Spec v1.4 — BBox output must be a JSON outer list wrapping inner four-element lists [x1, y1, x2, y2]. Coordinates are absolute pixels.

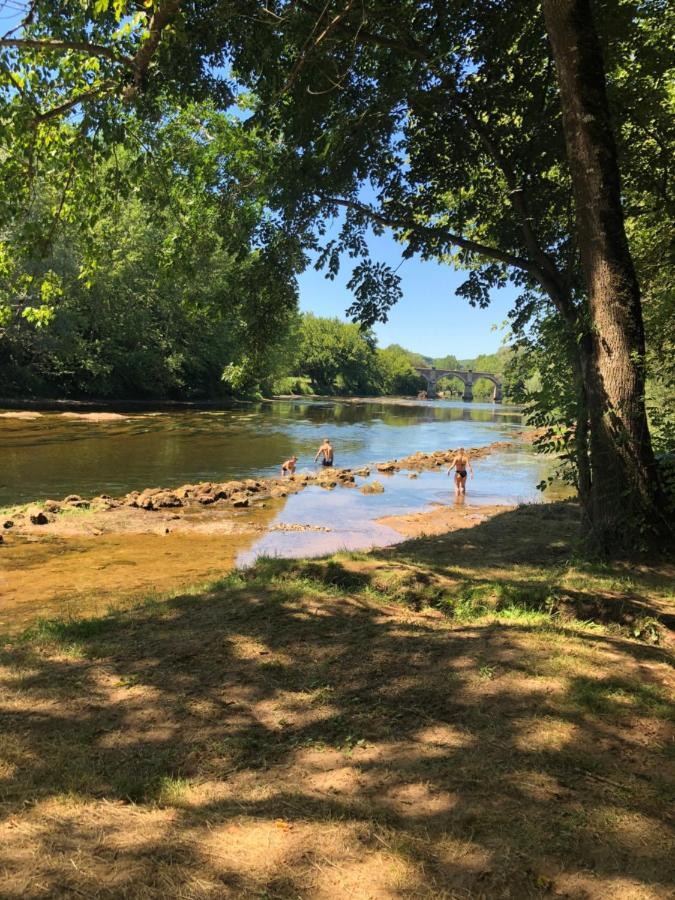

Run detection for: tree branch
[[323, 195, 541, 276], [0, 37, 134, 69], [33, 80, 116, 123], [130, 0, 183, 89]]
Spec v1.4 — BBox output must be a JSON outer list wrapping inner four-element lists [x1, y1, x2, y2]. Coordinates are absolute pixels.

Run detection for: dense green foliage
[[0, 104, 301, 399]]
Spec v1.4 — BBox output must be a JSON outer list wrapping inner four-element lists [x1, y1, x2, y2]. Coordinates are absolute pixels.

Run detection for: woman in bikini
[[448, 447, 473, 495]]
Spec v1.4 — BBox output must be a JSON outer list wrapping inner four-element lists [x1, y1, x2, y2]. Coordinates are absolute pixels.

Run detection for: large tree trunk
[[542, 0, 664, 554]]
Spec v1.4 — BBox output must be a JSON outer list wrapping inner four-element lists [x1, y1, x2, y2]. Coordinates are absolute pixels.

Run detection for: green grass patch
[[568, 676, 675, 721]]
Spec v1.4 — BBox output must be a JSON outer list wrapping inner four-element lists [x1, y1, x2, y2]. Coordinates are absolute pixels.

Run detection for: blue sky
[[298, 221, 517, 359]]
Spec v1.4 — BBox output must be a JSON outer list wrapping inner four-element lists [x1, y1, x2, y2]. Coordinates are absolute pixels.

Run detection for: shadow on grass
[[1, 503, 673, 898]]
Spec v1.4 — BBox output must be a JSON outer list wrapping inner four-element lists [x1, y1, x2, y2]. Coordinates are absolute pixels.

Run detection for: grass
[[0, 502, 673, 899]]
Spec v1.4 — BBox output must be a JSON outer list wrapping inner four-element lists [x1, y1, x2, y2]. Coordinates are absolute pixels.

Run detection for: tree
[[541, 0, 661, 547], [294, 313, 380, 394], [377, 344, 425, 395], [0, 102, 301, 398]]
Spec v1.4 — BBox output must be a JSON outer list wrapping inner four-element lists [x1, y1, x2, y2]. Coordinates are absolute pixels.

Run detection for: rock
[[153, 491, 182, 508], [28, 506, 49, 525], [0, 533, 3, 544], [360, 481, 385, 494], [3, 519, 14, 529], [68, 499, 90, 508], [376, 462, 396, 473], [270, 487, 288, 498], [231, 494, 249, 507], [44, 499, 61, 513], [243, 479, 263, 492], [63, 494, 81, 503], [220, 480, 245, 495], [408, 473, 418, 479], [197, 493, 216, 505], [353, 467, 370, 478]]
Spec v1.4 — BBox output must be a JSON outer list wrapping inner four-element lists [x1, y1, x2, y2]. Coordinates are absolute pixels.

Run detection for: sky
[[297, 219, 517, 360]]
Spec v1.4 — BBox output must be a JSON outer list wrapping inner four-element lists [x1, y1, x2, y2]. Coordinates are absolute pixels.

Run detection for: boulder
[[270, 487, 288, 498], [63, 494, 81, 503], [408, 473, 418, 479], [43, 499, 61, 513], [28, 506, 49, 525], [197, 492, 216, 505], [3, 519, 14, 529], [360, 481, 385, 495], [231, 494, 249, 507]]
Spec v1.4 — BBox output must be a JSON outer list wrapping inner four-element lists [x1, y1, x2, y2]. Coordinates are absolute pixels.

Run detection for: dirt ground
[[0, 503, 673, 899]]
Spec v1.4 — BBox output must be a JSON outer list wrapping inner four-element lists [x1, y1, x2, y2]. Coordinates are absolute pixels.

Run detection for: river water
[[0, 399, 563, 630], [1, 399, 545, 506]]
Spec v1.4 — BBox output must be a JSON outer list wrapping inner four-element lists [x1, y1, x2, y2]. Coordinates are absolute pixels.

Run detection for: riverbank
[[1, 502, 673, 899]]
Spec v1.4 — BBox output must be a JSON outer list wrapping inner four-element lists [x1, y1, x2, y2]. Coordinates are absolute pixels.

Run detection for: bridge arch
[[413, 366, 502, 403]]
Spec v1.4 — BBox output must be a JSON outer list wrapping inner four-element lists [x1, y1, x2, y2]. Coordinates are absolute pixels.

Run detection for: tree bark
[[542, 0, 664, 553]]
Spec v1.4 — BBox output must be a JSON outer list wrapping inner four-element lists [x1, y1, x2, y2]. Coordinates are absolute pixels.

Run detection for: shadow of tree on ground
[[0, 503, 673, 898]]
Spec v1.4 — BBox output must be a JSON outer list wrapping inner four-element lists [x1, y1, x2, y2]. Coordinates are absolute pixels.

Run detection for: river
[[0, 399, 563, 630], [2, 398, 543, 506]]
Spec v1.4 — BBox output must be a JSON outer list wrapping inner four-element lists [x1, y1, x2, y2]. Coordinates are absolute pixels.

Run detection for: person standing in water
[[314, 438, 334, 467], [448, 447, 473, 494]]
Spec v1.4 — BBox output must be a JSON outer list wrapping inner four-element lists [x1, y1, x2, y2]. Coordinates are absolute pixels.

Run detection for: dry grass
[[1, 503, 673, 898]]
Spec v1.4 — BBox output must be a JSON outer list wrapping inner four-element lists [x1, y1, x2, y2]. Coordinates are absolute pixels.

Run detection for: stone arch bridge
[[414, 366, 502, 402]]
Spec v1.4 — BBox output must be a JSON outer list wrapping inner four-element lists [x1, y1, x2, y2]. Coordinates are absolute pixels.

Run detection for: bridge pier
[[462, 383, 473, 402]]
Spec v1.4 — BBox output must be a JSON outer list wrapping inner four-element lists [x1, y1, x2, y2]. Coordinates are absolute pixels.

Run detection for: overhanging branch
[[323, 195, 541, 276], [0, 37, 134, 69]]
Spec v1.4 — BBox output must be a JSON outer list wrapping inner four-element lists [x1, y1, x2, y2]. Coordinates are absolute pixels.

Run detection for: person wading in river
[[314, 438, 334, 467], [448, 447, 473, 495], [280, 455, 297, 476]]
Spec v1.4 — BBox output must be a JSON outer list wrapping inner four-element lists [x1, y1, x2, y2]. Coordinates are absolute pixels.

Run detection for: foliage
[[291, 313, 379, 395], [0, 103, 300, 398]]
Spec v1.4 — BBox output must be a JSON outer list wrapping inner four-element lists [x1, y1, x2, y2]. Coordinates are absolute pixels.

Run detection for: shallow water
[[0, 400, 565, 630], [1, 399, 524, 506]]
